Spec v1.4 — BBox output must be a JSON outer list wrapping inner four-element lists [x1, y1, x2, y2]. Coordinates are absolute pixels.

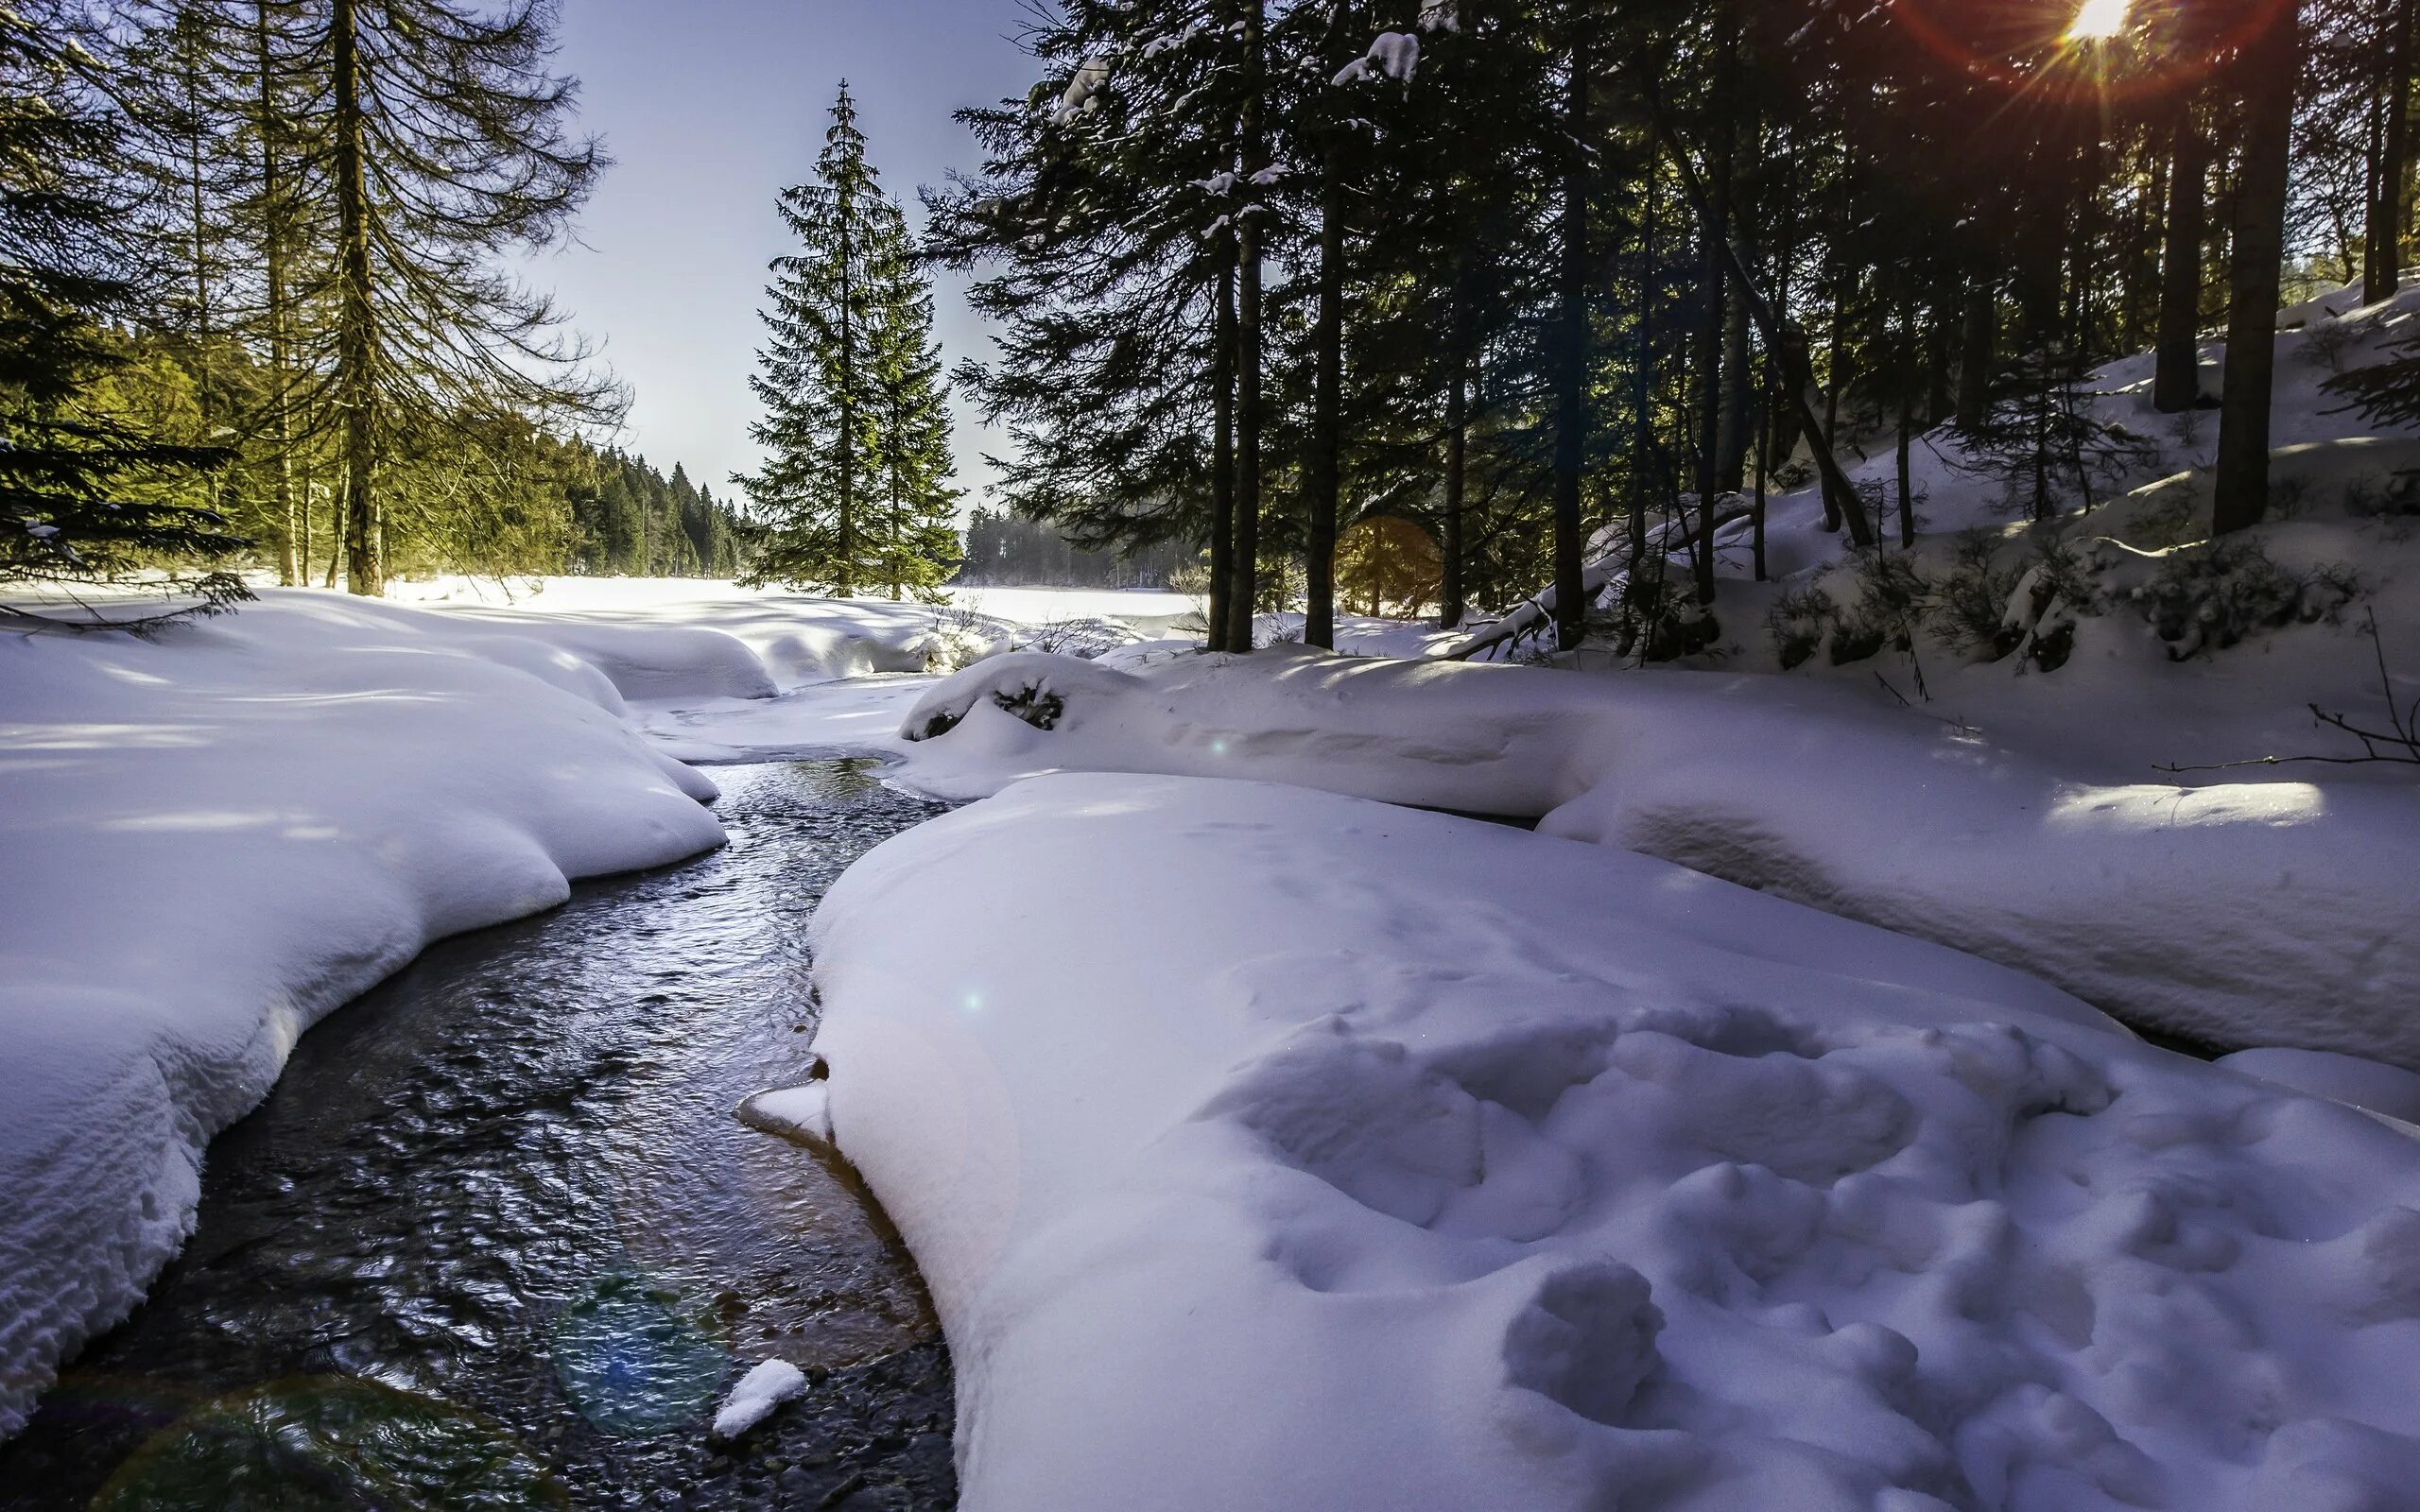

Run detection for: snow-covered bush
[[898, 651, 1145, 742], [1763, 585, 1836, 671], [1929, 531, 2024, 657], [2132, 538, 2359, 660]]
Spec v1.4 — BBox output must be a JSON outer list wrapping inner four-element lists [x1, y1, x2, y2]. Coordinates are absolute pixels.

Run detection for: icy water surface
[[0, 762, 955, 1512]]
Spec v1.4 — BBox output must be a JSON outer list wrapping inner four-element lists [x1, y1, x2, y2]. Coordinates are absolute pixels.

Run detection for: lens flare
[[2065, 0, 2133, 42]]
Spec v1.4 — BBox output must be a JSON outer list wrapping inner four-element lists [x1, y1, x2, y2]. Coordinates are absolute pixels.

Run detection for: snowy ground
[[0, 573, 1261, 1438], [811, 773, 2420, 1512]]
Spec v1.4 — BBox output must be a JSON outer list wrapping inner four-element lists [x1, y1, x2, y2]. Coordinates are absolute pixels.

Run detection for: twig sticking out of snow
[[711, 1358, 808, 1442], [2156, 609, 2420, 770]]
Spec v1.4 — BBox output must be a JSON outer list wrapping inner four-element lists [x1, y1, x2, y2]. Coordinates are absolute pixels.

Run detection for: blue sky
[[527, 0, 1039, 507]]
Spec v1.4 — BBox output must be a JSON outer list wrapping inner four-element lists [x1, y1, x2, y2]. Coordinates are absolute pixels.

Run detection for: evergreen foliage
[[0, 2, 244, 618], [738, 84, 959, 599], [957, 506, 1190, 588]]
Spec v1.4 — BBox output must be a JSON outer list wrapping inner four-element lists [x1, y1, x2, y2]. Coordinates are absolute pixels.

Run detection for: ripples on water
[[0, 761, 956, 1511]]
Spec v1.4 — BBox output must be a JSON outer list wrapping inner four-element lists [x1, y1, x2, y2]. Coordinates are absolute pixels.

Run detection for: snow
[[809, 772, 2420, 1512], [2217, 1048, 2420, 1125], [710, 1358, 809, 1442], [0, 573, 1232, 1440], [0, 588, 756, 1439], [889, 646, 2420, 1064], [738, 1082, 836, 1144]]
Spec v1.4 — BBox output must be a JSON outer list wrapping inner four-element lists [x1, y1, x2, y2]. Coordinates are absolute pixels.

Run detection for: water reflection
[[91, 1377, 565, 1512], [0, 761, 956, 1511]]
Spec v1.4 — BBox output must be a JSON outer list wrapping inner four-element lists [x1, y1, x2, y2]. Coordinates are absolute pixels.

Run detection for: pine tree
[[737, 84, 949, 597], [0, 1, 244, 618], [867, 241, 961, 599], [302, 0, 614, 596]]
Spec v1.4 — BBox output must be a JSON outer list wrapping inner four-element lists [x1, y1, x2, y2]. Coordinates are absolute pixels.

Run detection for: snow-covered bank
[[810, 773, 2420, 1512], [890, 648, 2420, 1065], [0, 590, 743, 1438]]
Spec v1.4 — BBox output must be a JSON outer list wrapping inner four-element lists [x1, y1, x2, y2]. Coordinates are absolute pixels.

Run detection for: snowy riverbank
[[810, 772, 2420, 1512], [0, 579, 1016, 1439]]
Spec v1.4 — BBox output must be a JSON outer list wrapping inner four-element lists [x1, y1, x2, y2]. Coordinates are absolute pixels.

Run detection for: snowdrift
[[892, 648, 2420, 1065], [0, 590, 750, 1438], [810, 773, 2420, 1512]]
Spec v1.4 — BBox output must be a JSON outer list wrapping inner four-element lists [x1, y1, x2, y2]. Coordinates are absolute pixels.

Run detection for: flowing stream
[[0, 761, 954, 1512]]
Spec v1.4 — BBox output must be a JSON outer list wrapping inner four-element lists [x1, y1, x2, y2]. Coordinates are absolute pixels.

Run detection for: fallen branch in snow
[[2157, 609, 2420, 770]]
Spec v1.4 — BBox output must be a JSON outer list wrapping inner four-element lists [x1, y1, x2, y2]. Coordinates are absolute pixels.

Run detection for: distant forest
[[956, 507, 1193, 589], [573, 453, 746, 579]]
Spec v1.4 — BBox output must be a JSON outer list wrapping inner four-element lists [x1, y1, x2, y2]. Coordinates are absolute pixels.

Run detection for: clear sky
[[525, 0, 1040, 507]]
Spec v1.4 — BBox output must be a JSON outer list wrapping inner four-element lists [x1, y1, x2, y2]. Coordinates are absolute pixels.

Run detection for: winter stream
[[0, 761, 955, 1512]]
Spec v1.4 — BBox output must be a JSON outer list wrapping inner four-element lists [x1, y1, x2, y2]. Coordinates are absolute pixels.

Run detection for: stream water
[[0, 762, 955, 1512]]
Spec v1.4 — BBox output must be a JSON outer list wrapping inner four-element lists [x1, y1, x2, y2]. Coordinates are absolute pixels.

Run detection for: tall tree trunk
[[2153, 95, 2209, 413], [333, 0, 381, 597], [1229, 0, 1265, 647], [836, 182, 856, 597], [1655, 116, 1875, 547], [1550, 26, 1590, 651], [1714, 107, 1757, 490], [2370, 0, 2415, 301], [1820, 264, 1845, 531], [2213, 0, 2304, 536], [1896, 293, 1916, 548], [256, 1, 298, 586], [1956, 269, 1996, 429], [1209, 250, 1236, 651], [1690, 12, 1734, 606], [1752, 356, 1772, 581], [1305, 130, 1343, 650], [1442, 348, 1467, 628]]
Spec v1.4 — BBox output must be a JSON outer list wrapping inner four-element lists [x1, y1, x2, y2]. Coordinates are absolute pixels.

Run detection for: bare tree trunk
[[256, 2, 299, 586], [333, 0, 382, 597], [1896, 294, 1916, 548], [1820, 259, 1846, 531], [2213, 0, 2304, 536], [2369, 0, 2415, 301], [1752, 356, 1772, 581], [1550, 26, 1591, 651], [1209, 251, 1236, 650], [2153, 95, 2210, 412], [1441, 341, 1467, 629], [836, 180, 856, 597], [1229, 0, 1265, 647], [1689, 12, 1734, 606], [1956, 270, 1996, 430], [1305, 130, 1343, 650]]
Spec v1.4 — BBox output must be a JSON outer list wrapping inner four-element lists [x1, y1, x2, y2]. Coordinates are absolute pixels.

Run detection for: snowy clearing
[[809, 773, 2420, 1512]]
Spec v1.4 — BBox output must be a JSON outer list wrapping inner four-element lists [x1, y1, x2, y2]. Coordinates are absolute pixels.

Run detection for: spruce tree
[[304, 0, 614, 596], [867, 243, 961, 599], [0, 1, 244, 617], [738, 84, 954, 597]]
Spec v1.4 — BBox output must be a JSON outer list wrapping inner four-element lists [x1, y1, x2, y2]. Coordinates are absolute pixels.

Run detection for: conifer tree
[[0, 1, 244, 616], [868, 243, 962, 599], [738, 84, 955, 597], [304, 0, 614, 596]]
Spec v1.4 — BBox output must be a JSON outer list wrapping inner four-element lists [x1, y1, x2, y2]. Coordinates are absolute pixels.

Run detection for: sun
[[2065, 0, 2134, 42]]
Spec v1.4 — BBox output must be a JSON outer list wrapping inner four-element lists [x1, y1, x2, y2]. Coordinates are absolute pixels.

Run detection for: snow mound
[[737, 1082, 835, 1144], [2218, 1047, 2420, 1125], [710, 1358, 809, 1441], [809, 773, 2420, 1512], [890, 649, 2420, 1065], [0, 590, 730, 1439]]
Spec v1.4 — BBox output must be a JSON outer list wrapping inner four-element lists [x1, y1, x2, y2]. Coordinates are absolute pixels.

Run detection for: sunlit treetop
[[1884, 0, 2300, 108]]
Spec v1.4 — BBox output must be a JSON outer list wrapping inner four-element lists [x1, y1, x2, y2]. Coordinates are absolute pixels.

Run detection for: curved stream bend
[[0, 761, 953, 1512]]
